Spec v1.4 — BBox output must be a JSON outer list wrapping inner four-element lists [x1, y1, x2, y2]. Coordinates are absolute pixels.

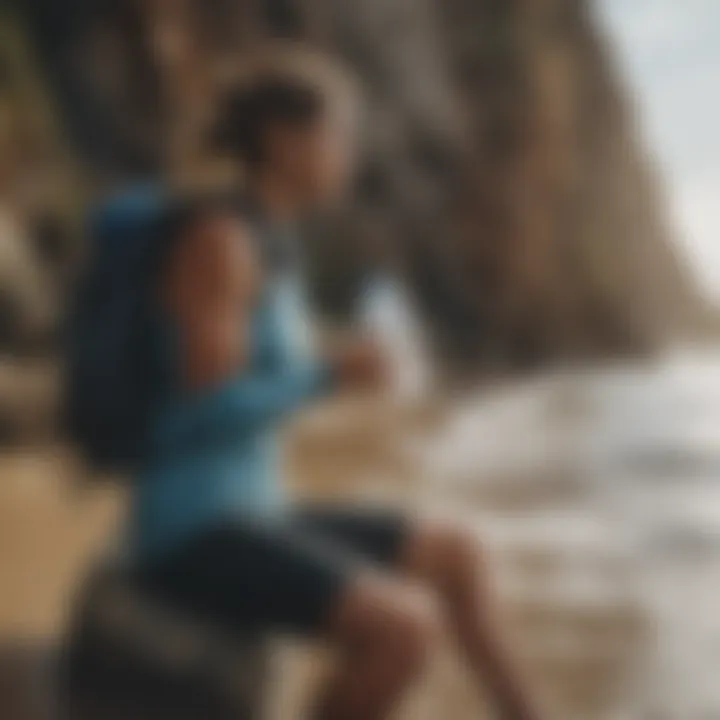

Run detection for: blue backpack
[[65, 184, 179, 475]]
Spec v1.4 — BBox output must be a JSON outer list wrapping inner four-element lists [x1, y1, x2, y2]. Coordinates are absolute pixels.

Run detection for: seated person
[[72, 46, 541, 720]]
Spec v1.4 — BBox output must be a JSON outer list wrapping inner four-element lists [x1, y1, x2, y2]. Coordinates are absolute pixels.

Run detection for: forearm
[[168, 361, 336, 440]]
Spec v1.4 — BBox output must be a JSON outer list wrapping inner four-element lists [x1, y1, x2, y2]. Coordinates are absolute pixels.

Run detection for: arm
[[161, 212, 334, 438], [163, 336, 392, 442], [161, 363, 335, 441]]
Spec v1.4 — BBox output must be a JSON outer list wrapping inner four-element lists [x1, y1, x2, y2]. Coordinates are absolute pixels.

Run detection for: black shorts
[[133, 507, 409, 635]]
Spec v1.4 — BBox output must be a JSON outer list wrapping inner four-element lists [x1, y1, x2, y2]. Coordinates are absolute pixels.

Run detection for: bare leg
[[401, 521, 540, 720], [311, 573, 441, 720]]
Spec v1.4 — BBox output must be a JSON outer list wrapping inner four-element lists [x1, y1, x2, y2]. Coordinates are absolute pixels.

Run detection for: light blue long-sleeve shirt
[[129, 272, 332, 560]]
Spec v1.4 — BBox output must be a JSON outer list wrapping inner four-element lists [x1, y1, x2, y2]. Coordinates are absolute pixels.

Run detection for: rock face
[[0, 12, 80, 356], [6, 0, 705, 371]]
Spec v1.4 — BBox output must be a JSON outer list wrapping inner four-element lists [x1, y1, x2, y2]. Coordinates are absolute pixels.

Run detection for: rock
[[0, 360, 58, 444], [0, 641, 57, 720], [9, 0, 703, 371], [59, 564, 270, 720], [0, 209, 57, 350]]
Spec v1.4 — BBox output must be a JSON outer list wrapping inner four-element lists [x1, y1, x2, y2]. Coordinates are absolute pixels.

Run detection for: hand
[[329, 338, 388, 391]]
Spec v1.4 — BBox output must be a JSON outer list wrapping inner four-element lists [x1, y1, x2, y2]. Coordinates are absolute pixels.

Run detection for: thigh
[[133, 518, 369, 636], [291, 505, 410, 569]]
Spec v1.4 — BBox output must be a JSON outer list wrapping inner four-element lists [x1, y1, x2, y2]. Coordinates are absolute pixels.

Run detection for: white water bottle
[[360, 275, 431, 401]]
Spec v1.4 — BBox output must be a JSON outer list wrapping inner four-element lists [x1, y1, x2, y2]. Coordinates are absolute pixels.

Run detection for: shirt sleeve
[[162, 360, 336, 443]]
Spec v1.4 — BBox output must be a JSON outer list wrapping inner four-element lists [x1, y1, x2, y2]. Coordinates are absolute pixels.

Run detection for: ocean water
[[406, 346, 720, 719], [354, 282, 720, 716]]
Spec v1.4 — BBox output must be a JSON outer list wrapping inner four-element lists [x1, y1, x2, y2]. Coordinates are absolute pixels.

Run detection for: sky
[[598, 0, 720, 301]]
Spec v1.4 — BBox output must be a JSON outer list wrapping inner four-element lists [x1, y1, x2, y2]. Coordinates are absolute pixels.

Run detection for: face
[[268, 106, 359, 209]]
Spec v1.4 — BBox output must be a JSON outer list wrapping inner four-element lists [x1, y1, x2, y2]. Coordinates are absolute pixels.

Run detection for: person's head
[[211, 46, 360, 211]]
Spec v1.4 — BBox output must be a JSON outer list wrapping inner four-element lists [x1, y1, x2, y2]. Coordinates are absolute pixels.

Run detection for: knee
[[387, 588, 443, 674], [335, 579, 443, 676], [445, 525, 485, 570], [414, 520, 487, 588]]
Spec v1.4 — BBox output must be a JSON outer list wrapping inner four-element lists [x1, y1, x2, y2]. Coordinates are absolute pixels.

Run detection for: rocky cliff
[[3, 0, 706, 372]]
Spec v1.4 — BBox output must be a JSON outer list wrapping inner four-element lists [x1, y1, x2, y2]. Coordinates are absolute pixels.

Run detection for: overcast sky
[[598, 0, 720, 301]]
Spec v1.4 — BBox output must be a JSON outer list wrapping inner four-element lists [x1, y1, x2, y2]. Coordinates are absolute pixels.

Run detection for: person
[[127, 46, 541, 720]]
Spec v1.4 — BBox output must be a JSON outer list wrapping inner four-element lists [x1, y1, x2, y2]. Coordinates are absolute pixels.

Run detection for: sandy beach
[[1, 347, 719, 719]]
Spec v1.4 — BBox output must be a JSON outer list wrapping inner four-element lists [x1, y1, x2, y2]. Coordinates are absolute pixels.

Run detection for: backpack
[[64, 184, 179, 475]]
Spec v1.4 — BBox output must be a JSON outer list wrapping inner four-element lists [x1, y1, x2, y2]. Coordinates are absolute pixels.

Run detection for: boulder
[[59, 564, 270, 720]]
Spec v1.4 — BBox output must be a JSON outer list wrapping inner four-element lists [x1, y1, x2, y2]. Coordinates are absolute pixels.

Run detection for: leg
[[401, 519, 540, 720], [312, 573, 441, 720], [134, 519, 439, 720]]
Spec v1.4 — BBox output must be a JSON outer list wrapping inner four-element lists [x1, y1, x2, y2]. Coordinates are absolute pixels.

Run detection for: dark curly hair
[[210, 46, 356, 167]]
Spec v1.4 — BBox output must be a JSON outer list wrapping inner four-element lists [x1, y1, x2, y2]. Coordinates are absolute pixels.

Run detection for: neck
[[246, 169, 303, 224]]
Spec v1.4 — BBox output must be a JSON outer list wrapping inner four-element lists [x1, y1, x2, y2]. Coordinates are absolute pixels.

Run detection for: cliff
[[3, 0, 706, 372]]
